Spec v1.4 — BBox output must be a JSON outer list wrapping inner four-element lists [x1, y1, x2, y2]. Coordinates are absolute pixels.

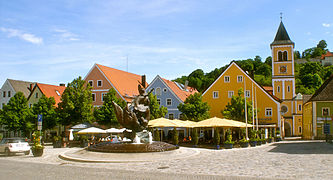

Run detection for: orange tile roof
[[263, 86, 273, 91], [161, 78, 198, 102], [37, 83, 66, 107], [96, 64, 148, 102], [321, 51, 333, 59]]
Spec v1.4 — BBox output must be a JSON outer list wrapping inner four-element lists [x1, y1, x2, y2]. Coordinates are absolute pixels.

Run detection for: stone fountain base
[[88, 141, 177, 153]]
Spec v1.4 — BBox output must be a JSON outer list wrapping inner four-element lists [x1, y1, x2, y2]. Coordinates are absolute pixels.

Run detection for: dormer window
[[97, 80, 102, 87]]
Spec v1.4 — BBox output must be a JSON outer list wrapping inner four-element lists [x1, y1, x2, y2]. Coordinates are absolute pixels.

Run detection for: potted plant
[[172, 128, 179, 148], [53, 136, 62, 148], [213, 128, 220, 149], [223, 134, 234, 149], [239, 137, 249, 148], [192, 129, 199, 147], [275, 130, 281, 142], [31, 131, 44, 157], [80, 135, 89, 148]]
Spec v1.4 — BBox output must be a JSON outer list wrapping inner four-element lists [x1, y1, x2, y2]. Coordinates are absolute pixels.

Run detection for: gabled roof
[[36, 83, 66, 106], [270, 21, 294, 47], [321, 51, 333, 59], [95, 64, 148, 102], [7, 79, 35, 97], [161, 78, 197, 102], [307, 74, 333, 102], [202, 61, 282, 103]]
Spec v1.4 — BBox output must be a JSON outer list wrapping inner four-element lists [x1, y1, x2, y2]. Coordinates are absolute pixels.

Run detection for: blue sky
[[1, 0, 333, 86]]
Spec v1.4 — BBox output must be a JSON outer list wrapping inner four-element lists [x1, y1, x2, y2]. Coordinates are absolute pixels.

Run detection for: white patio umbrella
[[77, 127, 106, 134], [69, 129, 74, 140], [106, 128, 126, 133]]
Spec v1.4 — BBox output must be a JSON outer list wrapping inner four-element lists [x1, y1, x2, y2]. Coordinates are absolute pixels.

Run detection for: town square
[[0, 1, 333, 180]]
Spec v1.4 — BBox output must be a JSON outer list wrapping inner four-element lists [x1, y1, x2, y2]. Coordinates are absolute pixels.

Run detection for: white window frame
[[265, 108, 272, 117], [228, 91, 234, 98], [213, 91, 219, 99], [322, 107, 330, 116], [156, 87, 161, 96], [157, 98, 161, 105], [92, 93, 96, 102], [88, 80, 93, 87], [224, 76, 230, 83], [237, 75, 243, 83], [97, 80, 102, 87], [245, 90, 250, 98], [166, 98, 172, 106], [101, 93, 106, 102]]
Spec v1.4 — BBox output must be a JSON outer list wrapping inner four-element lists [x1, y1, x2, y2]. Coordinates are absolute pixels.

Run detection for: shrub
[[172, 128, 178, 145], [154, 129, 160, 141], [213, 128, 220, 145], [224, 134, 234, 145], [192, 129, 199, 146]]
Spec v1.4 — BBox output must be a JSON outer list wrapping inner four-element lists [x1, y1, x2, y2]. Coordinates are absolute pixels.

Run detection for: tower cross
[[280, 12, 283, 21]]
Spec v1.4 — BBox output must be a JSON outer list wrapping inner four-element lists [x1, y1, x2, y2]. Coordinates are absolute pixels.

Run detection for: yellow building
[[270, 20, 303, 137], [202, 61, 282, 131]]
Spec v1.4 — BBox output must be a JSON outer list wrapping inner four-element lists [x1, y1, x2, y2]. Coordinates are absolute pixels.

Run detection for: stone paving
[[1, 140, 333, 180]]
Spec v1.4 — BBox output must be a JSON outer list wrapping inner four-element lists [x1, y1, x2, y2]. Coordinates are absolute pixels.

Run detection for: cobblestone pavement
[[1, 140, 333, 180]]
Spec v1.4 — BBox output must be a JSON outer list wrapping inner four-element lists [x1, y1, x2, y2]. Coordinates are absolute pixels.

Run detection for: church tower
[[271, 19, 303, 137]]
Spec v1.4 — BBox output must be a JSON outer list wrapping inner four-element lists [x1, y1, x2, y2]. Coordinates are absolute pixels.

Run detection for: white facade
[[0, 79, 16, 109]]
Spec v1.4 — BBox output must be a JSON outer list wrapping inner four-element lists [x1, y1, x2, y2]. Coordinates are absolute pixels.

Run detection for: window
[[35, 93, 38, 98], [245, 90, 250, 98], [213, 91, 219, 99], [92, 93, 96, 101], [8, 91, 11, 97], [163, 88, 167, 93], [298, 126, 302, 133], [55, 90, 60, 96], [101, 93, 106, 101], [322, 107, 330, 116], [157, 98, 161, 105], [169, 113, 174, 120], [298, 104, 302, 111], [237, 75, 243, 83], [287, 86, 290, 92], [228, 91, 234, 98], [166, 98, 172, 106], [283, 51, 288, 61], [97, 80, 102, 87], [278, 51, 283, 61], [156, 88, 161, 96], [3, 91, 5, 97], [265, 108, 272, 117], [277, 86, 280, 93], [281, 105, 288, 115], [88, 80, 93, 87], [224, 76, 230, 83]]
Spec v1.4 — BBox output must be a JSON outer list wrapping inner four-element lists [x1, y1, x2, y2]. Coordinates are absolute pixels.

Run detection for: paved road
[[1, 140, 333, 180]]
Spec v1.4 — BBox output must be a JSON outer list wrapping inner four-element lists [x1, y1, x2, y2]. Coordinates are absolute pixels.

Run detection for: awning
[[77, 127, 106, 134], [148, 117, 178, 127]]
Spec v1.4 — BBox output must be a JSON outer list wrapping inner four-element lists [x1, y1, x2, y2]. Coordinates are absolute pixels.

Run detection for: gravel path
[[1, 140, 333, 180]]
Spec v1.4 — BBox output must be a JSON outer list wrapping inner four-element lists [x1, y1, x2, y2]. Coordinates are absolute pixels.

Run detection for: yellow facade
[[302, 102, 313, 139], [202, 62, 281, 127]]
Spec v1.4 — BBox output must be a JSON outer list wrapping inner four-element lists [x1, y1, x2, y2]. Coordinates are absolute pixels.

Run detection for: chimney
[[59, 83, 66, 87], [28, 83, 34, 92], [141, 75, 146, 88], [184, 80, 189, 91]]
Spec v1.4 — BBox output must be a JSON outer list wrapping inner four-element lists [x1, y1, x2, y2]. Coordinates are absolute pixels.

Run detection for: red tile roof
[[36, 83, 66, 107], [161, 78, 198, 102], [96, 64, 148, 102], [321, 51, 333, 59]]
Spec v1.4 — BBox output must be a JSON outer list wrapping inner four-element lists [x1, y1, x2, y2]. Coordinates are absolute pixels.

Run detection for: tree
[[265, 56, 272, 66], [317, 40, 327, 50], [222, 88, 253, 123], [1, 92, 33, 136], [31, 95, 58, 131], [93, 88, 126, 126], [57, 76, 93, 126], [177, 93, 210, 121], [294, 51, 301, 59], [148, 93, 167, 120]]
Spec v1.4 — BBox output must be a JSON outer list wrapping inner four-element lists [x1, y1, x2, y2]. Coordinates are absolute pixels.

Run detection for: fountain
[[88, 82, 176, 153]]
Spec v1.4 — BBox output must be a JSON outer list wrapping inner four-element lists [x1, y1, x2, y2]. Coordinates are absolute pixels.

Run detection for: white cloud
[[322, 23, 331, 28], [53, 28, 80, 41], [0, 27, 43, 44]]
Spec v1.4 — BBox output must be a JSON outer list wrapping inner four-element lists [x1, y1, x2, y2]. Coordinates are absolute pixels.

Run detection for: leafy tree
[[153, 129, 160, 141], [93, 88, 126, 126], [294, 51, 301, 59], [213, 128, 220, 146], [172, 127, 178, 145], [317, 40, 327, 50], [1, 92, 33, 136], [57, 76, 93, 126], [177, 93, 210, 121], [222, 88, 253, 123], [148, 93, 167, 120], [31, 95, 58, 131], [265, 56, 272, 66]]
